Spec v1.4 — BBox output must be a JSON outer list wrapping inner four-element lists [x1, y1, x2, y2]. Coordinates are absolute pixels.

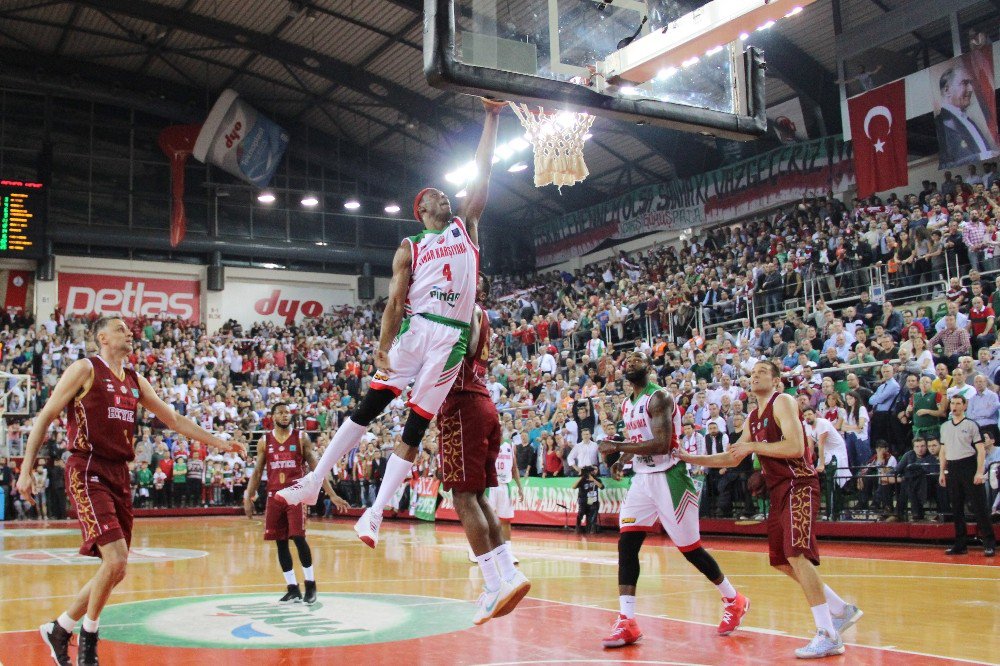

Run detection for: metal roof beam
[[71, 0, 452, 134]]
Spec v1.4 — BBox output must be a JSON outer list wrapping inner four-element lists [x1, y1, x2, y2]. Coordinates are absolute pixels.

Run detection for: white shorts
[[370, 314, 470, 418], [619, 466, 702, 551], [487, 483, 515, 520]]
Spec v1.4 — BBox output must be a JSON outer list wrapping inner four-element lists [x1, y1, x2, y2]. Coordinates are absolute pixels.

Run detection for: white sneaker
[[494, 569, 531, 618], [832, 605, 863, 634], [472, 584, 505, 625], [275, 471, 322, 507], [354, 507, 383, 549], [794, 629, 845, 659]]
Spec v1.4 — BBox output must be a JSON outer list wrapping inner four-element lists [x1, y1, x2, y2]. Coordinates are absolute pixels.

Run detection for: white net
[[509, 103, 595, 189]]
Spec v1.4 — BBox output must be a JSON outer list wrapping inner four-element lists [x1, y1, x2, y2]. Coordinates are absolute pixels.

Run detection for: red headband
[[413, 187, 435, 222]]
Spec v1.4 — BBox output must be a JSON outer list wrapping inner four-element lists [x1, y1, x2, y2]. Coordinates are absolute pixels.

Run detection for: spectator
[[967, 375, 999, 441], [968, 296, 996, 352], [895, 438, 937, 521], [869, 364, 900, 446], [929, 314, 972, 370], [567, 429, 600, 476]]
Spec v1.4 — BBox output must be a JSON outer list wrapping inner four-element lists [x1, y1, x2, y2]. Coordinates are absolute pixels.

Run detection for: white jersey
[[496, 441, 514, 485], [621, 383, 678, 473], [404, 217, 479, 325]]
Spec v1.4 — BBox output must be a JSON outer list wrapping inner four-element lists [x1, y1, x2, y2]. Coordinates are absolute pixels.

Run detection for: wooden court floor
[[0, 516, 997, 665]]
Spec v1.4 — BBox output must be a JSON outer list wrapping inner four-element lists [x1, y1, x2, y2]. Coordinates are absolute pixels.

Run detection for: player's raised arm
[[136, 374, 245, 455], [461, 98, 506, 243], [375, 241, 413, 373]]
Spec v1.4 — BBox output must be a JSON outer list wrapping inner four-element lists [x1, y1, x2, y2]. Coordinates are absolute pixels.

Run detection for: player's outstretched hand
[[481, 97, 507, 114], [243, 497, 255, 520], [225, 440, 247, 457], [15, 471, 37, 507], [610, 461, 625, 481], [597, 440, 618, 456], [331, 494, 350, 513]]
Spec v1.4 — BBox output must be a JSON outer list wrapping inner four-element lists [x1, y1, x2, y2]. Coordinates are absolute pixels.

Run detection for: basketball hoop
[[508, 103, 595, 189]]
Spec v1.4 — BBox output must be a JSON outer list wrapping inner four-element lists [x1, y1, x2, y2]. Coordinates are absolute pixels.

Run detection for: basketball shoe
[[275, 471, 322, 507], [494, 570, 531, 618], [38, 621, 72, 666], [77, 628, 100, 666], [279, 584, 303, 603], [831, 604, 863, 634], [472, 584, 506, 625], [601, 613, 642, 648], [303, 581, 318, 605], [794, 628, 845, 659], [717, 592, 750, 635], [354, 507, 383, 548]]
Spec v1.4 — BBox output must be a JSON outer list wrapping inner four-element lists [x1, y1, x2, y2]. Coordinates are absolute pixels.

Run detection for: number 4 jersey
[[404, 217, 479, 325], [621, 383, 681, 473]]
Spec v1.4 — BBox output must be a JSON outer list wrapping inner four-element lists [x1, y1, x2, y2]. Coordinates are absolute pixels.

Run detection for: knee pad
[[682, 546, 723, 583], [352, 388, 396, 426], [617, 531, 646, 587], [401, 411, 432, 448], [275, 539, 293, 572]]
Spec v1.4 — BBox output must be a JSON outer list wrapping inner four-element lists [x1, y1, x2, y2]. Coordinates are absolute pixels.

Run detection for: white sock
[[716, 577, 737, 601], [313, 418, 367, 477], [810, 603, 837, 637], [82, 616, 99, 633], [56, 613, 77, 633], [494, 543, 517, 581], [371, 454, 413, 512], [303, 566, 314, 583], [476, 552, 502, 591], [823, 585, 847, 615], [282, 570, 297, 586], [619, 595, 637, 619]]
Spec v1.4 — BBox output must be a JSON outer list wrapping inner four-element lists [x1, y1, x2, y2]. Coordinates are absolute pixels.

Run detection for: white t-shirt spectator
[[567, 440, 600, 470], [806, 417, 851, 487]]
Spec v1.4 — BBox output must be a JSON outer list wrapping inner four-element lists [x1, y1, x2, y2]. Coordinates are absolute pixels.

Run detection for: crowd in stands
[[2, 164, 1000, 526]]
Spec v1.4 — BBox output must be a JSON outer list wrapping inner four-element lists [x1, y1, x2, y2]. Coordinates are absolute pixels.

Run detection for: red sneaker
[[718, 592, 749, 636], [601, 613, 642, 648]]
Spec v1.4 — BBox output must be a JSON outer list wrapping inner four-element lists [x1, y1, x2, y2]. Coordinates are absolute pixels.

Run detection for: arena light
[[445, 161, 477, 184], [757, 20, 776, 31], [315, 241, 328, 246], [344, 199, 361, 210], [508, 162, 528, 173], [301, 195, 319, 207], [384, 203, 401, 214], [455, 189, 467, 198], [257, 191, 276, 204]]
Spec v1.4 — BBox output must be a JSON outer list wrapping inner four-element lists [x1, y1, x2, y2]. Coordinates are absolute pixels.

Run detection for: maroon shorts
[[65, 455, 133, 558], [438, 392, 501, 493], [766, 477, 821, 567], [264, 492, 306, 541]]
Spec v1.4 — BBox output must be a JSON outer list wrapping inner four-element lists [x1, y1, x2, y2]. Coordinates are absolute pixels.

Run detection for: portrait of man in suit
[[935, 62, 998, 169]]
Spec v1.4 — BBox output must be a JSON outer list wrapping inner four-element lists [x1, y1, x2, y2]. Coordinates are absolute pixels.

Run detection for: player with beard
[[678, 360, 862, 659], [597, 352, 748, 648], [244, 402, 348, 605], [17, 317, 245, 666]]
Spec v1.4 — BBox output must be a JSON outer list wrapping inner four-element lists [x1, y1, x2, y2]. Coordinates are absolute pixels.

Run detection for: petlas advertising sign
[[58, 272, 201, 323]]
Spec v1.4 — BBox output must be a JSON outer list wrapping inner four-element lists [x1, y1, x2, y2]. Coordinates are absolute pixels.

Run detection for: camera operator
[[573, 466, 604, 534]]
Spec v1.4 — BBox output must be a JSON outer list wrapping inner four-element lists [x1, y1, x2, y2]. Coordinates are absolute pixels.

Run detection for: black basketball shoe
[[78, 628, 100, 666], [279, 584, 303, 603], [38, 621, 72, 666], [303, 580, 317, 605]]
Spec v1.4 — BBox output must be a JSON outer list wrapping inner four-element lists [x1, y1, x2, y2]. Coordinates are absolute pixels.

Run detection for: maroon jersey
[[67, 356, 140, 463], [747, 391, 816, 489], [265, 429, 305, 492], [447, 309, 490, 398]]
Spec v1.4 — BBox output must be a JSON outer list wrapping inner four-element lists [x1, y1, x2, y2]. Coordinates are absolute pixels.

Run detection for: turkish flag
[[848, 80, 908, 198]]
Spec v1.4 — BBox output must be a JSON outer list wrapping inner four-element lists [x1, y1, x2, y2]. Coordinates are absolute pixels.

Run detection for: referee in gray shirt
[[939, 395, 996, 556]]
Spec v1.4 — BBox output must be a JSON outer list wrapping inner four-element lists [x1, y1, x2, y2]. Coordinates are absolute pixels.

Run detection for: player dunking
[[438, 275, 530, 624], [278, 98, 504, 549], [678, 360, 863, 659], [596, 352, 748, 648], [16, 317, 244, 666], [244, 402, 348, 605]]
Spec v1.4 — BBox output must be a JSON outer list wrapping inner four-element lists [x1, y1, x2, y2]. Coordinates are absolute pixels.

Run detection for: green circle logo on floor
[[99, 593, 476, 649]]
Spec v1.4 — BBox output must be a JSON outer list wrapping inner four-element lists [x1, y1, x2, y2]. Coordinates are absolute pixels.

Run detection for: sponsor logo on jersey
[[452, 228, 460, 237], [414, 241, 468, 269], [132, 388, 140, 397], [373, 370, 389, 382], [107, 406, 136, 423], [429, 285, 461, 307]]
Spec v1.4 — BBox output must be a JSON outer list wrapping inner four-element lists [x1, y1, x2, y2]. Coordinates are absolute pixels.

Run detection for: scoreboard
[[0, 179, 44, 258]]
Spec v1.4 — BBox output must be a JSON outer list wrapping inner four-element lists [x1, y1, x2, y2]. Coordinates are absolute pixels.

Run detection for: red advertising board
[[58, 272, 200, 323]]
